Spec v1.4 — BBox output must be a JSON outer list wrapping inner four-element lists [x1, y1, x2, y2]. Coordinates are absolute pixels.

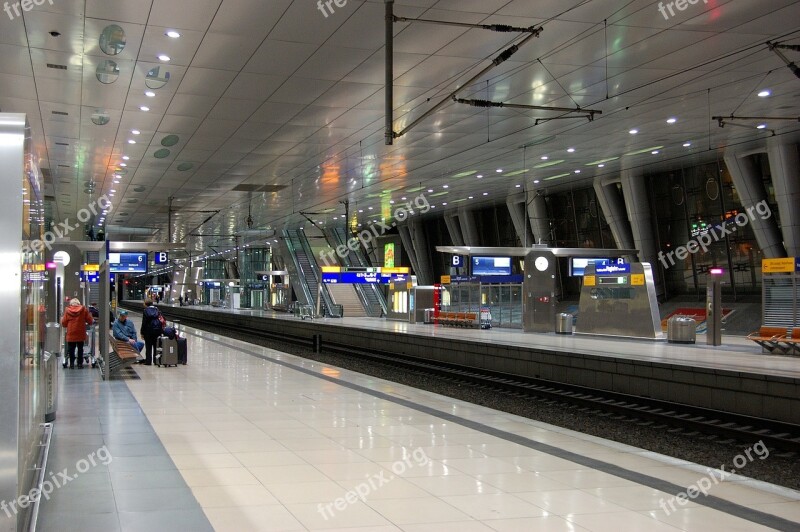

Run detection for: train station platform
[[126, 303, 800, 425], [45, 321, 800, 531]]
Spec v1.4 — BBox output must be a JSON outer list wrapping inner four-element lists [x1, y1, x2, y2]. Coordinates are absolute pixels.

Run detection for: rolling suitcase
[[176, 337, 187, 365], [157, 336, 179, 367]]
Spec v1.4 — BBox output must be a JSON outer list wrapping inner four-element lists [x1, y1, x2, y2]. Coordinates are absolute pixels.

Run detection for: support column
[[593, 176, 635, 250], [620, 170, 663, 295], [444, 213, 465, 246], [457, 208, 480, 246], [767, 140, 800, 257], [527, 193, 552, 245], [506, 194, 535, 247], [398, 224, 421, 278], [409, 217, 435, 285], [724, 151, 785, 258]]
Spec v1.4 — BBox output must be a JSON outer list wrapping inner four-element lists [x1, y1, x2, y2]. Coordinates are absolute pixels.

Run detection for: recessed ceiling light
[[139, 106, 150, 112], [158, 54, 171, 62], [533, 180, 540, 184], [442, 202, 448, 206], [468, 196, 474, 199], [483, 192, 489, 196], [131, 130, 141, 135], [598, 164, 605, 168], [119, 163, 127, 167], [629, 129, 639, 135], [496, 169, 503, 173], [427, 189, 433, 193], [358, 209, 363, 213], [128, 140, 136, 144], [757, 124, 767, 129], [389, 200, 395, 204], [683, 142, 692, 147], [574, 170, 581, 174], [652, 150, 660, 155], [122, 156, 130, 160], [666, 118, 677, 124], [368, 206, 373, 210], [567, 148, 576, 153], [401, 197, 407, 200], [515, 184, 521, 188], [442, 185, 449, 189], [166, 30, 181, 39], [758, 90, 771, 97], [477, 174, 483, 179], [541, 156, 549, 160], [145, 91, 156, 97]]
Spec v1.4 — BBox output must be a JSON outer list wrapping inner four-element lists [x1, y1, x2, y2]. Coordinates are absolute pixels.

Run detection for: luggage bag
[[157, 337, 179, 367], [176, 337, 187, 365]]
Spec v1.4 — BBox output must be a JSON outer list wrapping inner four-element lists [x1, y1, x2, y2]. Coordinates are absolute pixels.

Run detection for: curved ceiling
[[1, 0, 799, 252]]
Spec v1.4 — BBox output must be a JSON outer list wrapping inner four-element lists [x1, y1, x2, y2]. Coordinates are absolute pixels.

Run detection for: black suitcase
[[176, 337, 187, 365]]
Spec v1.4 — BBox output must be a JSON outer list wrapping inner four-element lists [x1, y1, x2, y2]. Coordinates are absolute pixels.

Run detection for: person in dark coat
[[61, 298, 93, 368], [140, 301, 163, 365]]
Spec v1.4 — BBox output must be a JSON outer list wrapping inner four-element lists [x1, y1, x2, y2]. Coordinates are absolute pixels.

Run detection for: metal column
[[620, 170, 663, 295], [527, 193, 552, 245], [506, 194, 535, 247], [593, 176, 635, 251], [457, 208, 480, 246], [724, 150, 786, 258], [767, 141, 800, 257], [409, 218, 434, 285], [444, 213, 465, 247], [398, 224, 422, 280]]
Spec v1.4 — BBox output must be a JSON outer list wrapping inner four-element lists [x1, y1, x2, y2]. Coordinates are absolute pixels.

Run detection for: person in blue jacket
[[112, 310, 144, 353]]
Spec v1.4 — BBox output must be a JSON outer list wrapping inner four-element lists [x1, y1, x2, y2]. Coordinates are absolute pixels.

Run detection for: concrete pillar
[[724, 151, 785, 258], [620, 170, 663, 295], [444, 213, 465, 246], [506, 194, 535, 247], [457, 208, 480, 246], [593, 176, 635, 250], [409, 217, 434, 285], [767, 140, 800, 257], [398, 224, 421, 277], [527, 193, 552, 245]]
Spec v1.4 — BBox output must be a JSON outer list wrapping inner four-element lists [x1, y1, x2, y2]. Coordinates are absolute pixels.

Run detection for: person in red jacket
[[61, 298, 93, 369]]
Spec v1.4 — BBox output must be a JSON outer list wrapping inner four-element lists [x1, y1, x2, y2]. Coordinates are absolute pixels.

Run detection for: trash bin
[[667, 315, 697, 344], [556, 313, 573, 335], [44, 349, 58, 422], [424, 308, 435, 324]]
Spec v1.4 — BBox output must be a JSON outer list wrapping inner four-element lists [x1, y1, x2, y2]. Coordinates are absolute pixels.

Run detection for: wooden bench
[[102, 331, 140, 377], [437, 311, 479, 328], [747, 326, 790, 354]]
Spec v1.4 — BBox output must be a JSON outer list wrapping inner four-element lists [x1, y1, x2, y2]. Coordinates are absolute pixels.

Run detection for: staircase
[[327, 227, 387, 317], [326, 284, 368, 317]]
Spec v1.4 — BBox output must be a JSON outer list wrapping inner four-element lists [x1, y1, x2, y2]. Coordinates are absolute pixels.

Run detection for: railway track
[[163, 311, 800, 455]]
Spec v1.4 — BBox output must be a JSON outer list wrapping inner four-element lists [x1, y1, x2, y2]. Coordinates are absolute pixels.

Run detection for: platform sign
[[451, 255, 465, 268], [631, 274, 645, 286], [441, 275, 451, 284], [82, 271, 100, 283], [762, 257, 798, 273], [155, 252, 169, 265], [81, 264, 100, 272]]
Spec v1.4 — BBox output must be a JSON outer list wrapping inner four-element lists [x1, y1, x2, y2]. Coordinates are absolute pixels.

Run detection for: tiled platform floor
[[84, 323, 800, 531]]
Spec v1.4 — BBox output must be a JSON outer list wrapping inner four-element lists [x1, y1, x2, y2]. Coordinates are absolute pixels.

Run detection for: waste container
[[555, 313, 574, 335], [44, 349, 58, 422], [667, 315, 697, 344], [424, 308, 435, 324]]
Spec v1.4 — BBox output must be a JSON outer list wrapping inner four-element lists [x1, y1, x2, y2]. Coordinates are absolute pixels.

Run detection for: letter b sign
[[155, 252, 169, 265], [451, 255, 464, 268]]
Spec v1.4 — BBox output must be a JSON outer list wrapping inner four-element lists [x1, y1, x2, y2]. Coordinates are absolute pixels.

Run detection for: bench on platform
[[747, 326, 793, 355], [437, 311, 479, 328], [102, 331, 140, 377]]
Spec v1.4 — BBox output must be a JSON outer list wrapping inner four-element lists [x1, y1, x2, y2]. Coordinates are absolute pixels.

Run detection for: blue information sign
[[595, 263, 631, 275]]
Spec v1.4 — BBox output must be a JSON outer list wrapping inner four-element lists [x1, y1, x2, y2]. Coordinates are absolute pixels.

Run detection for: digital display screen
[[109, 252, 147, 273], [472, 257, 512, 276], [570, 258, 610, 277]]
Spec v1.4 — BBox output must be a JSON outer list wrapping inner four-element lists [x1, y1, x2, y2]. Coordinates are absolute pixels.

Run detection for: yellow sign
[[631, 274, 645, 286], [584, 275, 596, 287], [23, 264, 46, 272], [762, 258, 797, 274], [321, 266, 341, 273], [382, 267, 410, 275], [441, 275, 451, 284], [384, 243, 395, 268], [82, 264, 100, 272]]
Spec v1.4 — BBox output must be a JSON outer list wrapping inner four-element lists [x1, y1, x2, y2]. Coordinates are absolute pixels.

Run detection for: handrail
[[281, 230, 316, 311], [332, 227, 388, 316], [293, 230, 337, 317]]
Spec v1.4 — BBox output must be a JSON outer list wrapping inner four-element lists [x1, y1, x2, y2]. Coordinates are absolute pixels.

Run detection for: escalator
[[326, 227, 387, 318], [282, 229, 339, 317]]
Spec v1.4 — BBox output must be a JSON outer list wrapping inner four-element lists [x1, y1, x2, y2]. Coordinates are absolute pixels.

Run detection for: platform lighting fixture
[[145, 91, 156, 97], [139, 106, 150, 112], [128, 140, 136, 144], [574, 170, 581, 174], [541, 156, 549, 160], [442, 202, 448, 206], [166, 30, 181, 39], [683, 142, 692, 147], [122, 156, 130, 160], [427, 189, 433, 193], [757, 124, 767, 129], [158, 54, 171, 62], [483, 192, 489, 196], [443, 185, 449, 188], [758, 90, 771, 97], [533, 180, 540, 184], [598, 164, 605, 168], [666, 118, 677, 124], [567, 148, 575, 153], [401, 197, 407, 200], [515, 184, 521, 188], [629, 129, 639, 134], [477, 175, 483, 179], [496, 169, 503, 173], [652, 150, 660, 155], [131, 130, 141, 135]]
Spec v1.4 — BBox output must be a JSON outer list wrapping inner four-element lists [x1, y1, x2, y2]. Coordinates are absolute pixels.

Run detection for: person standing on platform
[[178, 295, 183, 306], [61, 298, 93, 369], [140, 300, 163, 365]]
